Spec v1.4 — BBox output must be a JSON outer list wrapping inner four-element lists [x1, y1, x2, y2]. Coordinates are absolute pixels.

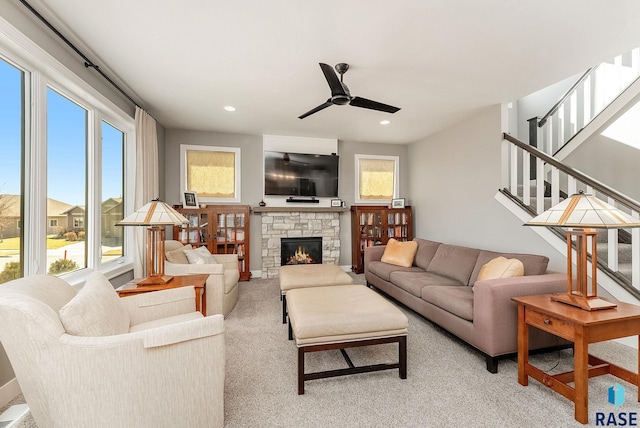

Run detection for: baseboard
[[0, 379, 21, 410], [614, 336, 638, 349]]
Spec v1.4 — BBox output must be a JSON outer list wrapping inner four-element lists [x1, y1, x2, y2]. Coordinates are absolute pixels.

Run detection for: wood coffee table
[[513, 294, 640, 424], [116, 274, 208, 315]]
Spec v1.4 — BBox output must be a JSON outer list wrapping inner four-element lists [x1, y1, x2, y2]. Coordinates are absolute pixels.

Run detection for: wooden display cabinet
[[350, 205, 413, 274], [173, 204, 251, 281]]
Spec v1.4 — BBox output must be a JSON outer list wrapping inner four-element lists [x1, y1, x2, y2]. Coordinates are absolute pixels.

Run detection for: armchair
[[164, 240, 239, 317], [0, 272, 225, 428]]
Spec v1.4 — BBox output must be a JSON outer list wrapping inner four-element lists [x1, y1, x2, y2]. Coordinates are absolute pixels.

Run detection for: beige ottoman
[[286, 285, 408, 394], [279, 264, 353, 323]]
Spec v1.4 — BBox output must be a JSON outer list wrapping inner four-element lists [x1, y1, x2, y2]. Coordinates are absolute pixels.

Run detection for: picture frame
[[391, 198, 405, 209], [183, 191, 199, 209], [331, 199, 342, 207]]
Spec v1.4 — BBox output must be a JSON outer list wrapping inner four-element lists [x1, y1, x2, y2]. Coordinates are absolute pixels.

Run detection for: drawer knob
[[543, 319, 551, 325]]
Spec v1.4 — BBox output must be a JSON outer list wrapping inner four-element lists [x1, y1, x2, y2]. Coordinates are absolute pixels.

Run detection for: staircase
[[499, 47, 640, 305], [529, 48, 640, 158], [500, 133, 640, 303]]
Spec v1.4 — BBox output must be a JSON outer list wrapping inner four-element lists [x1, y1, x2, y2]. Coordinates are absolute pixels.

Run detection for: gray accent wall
[[407, 105, 567, 272], [163, 130, 409, 268]]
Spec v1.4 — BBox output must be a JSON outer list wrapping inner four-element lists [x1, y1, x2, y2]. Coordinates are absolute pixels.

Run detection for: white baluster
[[551, 167, 560, 206], [510, 144, 518, 196], [608, 197, 619, 271], [632, 210, 640, 291], [523, 151, 530, 206], [536, 158, 544, 214]]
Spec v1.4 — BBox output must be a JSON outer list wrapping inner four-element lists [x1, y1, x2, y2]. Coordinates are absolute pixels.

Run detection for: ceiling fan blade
[[319, 63, 346, 97], [350, 96, 400, 114], [298, 101, 333, 119]]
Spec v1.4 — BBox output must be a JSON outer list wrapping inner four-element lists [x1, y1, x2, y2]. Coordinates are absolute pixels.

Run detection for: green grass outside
[[0, 236, 121, 257], [0, 236, 79, 252]]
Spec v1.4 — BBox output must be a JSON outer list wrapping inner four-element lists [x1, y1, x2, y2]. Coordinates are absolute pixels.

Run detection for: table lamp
[[525, 190, 640, 311], [117, 199, 189, 285]]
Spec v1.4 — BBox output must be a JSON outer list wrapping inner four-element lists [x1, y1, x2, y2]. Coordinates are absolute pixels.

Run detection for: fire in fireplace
[[281, 237, 322, 265]]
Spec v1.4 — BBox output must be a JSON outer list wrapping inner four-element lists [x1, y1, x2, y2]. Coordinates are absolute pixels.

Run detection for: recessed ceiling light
[[380, 120, 391, 125], [224, 106, 236, 112]]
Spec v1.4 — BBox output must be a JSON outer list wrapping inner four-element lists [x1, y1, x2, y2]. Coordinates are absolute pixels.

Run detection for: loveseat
[[164, 240, 239, 317], [364, 238, 568, 372]]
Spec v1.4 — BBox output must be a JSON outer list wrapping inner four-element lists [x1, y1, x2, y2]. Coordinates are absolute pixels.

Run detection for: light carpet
[[4, 274, 638, 427]]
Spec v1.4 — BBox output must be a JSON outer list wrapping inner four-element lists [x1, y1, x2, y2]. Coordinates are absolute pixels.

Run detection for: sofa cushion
[[166, 244, 192, 264], [477, 257, 524, 281], [469, 250, 549, 285], [367, 261, 424, 282], [390, 271, 463, 297], [413, 239, 441, 270], [59, 272, 130, 336], [421, 285, 474, 321], [426, 244, 480, 285], [381, 238, 418, 267]]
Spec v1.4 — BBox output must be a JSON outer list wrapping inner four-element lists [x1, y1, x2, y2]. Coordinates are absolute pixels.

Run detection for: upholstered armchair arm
[[52, 315, 225, 428], [213, 253, 239, 272], [120, 286, 197, 326], [165, 261, 225, 276], [472, 273, 568, 356]]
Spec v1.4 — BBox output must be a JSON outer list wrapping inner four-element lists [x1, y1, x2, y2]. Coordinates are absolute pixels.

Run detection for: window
[[0, 58, 23, 284], [355, 154, 399, 203], [101, 121, 124, 263], [0, 21, 134, 283], [180, 145, 241, 203], [47, 88, 88, 274]]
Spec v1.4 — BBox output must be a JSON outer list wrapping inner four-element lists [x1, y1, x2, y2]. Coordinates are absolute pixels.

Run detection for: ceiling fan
[[298, 63, 401, 119]]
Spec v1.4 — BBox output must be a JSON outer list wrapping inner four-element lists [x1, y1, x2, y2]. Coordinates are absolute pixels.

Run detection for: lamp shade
[[525, 191, 640, 229], [116, 200, 188, 226]]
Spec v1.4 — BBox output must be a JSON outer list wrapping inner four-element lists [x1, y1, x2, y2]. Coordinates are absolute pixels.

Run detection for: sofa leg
[[486, 356, 498, 374]]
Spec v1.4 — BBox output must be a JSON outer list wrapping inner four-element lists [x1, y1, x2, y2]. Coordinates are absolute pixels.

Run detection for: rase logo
[[596, 383, 637, 426]]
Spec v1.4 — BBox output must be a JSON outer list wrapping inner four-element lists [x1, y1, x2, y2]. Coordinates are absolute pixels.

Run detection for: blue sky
[[0, 58, 123, 207]]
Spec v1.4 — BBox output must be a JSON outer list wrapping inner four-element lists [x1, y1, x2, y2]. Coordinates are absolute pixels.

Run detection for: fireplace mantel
[[252, 206, 349, 213]]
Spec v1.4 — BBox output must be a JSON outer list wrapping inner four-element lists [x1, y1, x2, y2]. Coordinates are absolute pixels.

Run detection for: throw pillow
[[381, 238, 419, 268], [166, 244, 192, 264], [184, 246, 217, 264], [59, 271, 130, 336], [477, 256, 524, 281]]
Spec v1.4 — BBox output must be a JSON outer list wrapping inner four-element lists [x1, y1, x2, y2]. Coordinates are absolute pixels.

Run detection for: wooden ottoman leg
[[298, 347, 305, 395], [399, 336, 407, 379], [282, 294, 287, 324]]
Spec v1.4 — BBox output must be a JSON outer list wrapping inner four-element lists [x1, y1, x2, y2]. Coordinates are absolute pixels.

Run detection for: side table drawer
[[526, 308, 575, 340]]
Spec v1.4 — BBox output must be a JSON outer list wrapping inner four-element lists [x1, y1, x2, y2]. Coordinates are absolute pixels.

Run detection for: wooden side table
[[116, 274, 209, 316], [513, 294, 640, 424]]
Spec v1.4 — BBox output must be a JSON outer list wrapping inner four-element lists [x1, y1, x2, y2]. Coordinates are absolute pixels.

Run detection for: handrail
[[538, 68, 593, 127], [503, 133, 640, 213]]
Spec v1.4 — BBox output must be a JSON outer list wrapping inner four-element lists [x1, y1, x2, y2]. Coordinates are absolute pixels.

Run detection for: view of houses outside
[[0, 58, 125, 284]]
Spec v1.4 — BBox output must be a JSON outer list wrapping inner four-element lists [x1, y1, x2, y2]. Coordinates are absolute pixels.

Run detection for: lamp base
[[551, 293, 617, 311], [137, 275, 174, 286]]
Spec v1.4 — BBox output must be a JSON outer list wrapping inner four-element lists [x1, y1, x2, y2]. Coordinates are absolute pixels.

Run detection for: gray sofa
[[364, 238, 568, 372]]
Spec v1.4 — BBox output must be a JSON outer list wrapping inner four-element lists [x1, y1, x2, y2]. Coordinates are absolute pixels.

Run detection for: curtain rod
[[19, 0, 140, 108]]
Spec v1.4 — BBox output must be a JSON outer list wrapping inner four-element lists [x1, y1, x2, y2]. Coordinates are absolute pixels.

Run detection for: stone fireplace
[[281, 237, 323, 265], [255, 207, 344, 278]]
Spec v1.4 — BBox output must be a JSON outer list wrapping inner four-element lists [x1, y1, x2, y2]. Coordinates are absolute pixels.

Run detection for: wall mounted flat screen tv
[[264, 151, 339, 197]]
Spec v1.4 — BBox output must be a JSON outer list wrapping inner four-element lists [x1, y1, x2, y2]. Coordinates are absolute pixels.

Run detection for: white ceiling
[[24, 0, 640, 144]]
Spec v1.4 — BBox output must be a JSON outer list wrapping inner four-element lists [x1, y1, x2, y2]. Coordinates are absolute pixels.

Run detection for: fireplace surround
[[254, 207, 345, 278]]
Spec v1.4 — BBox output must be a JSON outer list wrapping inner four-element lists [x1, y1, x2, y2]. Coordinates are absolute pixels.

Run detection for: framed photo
[[391, 198, 405, 209], [183, 191, 199, 209], [331, 199, 342, 207]]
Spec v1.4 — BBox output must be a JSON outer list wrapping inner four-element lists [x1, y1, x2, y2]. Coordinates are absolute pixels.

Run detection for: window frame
[[354, 154, 400, 204], [0, 17, 135, 284], [179, 144, 241, 203]]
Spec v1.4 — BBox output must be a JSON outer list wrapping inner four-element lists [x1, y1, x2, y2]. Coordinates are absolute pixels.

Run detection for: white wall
[[408, 104, 567, 272]]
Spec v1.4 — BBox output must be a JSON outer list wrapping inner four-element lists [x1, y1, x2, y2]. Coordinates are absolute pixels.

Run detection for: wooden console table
[[513, 294, 640, 424], [116, 274, 208, 316]]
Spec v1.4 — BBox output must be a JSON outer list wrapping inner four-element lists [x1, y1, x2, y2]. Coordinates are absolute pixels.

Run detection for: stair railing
[[502, 132, 640, 299], [529, 48, 640, 156]]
